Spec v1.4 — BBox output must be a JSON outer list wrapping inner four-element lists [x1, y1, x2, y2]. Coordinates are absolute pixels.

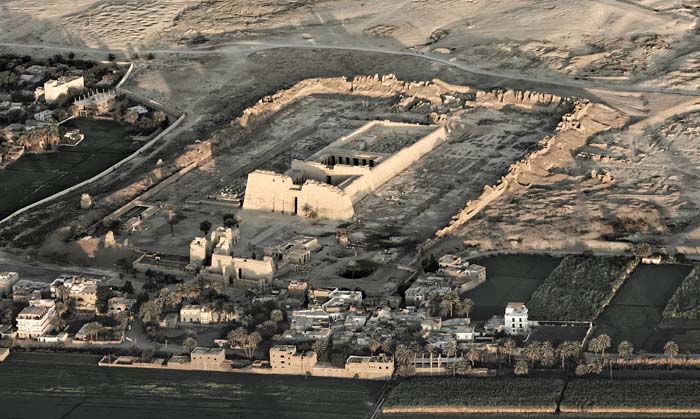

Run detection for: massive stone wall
[[343, 125, 447, 203], [242, 170, 355, 220]]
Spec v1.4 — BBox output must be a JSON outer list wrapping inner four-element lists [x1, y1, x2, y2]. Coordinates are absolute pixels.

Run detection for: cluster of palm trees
[[436, 291, 474, 319], [227, 327, 262, 359]]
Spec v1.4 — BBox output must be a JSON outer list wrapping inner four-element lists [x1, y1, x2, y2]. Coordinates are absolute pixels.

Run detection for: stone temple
[[243, 120, 447, 220]]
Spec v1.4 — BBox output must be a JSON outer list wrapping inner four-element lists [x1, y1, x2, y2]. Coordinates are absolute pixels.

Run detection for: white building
[[44, 76, 84, 103], [17, 300, 56, 339], [504, 302, 529, 335]]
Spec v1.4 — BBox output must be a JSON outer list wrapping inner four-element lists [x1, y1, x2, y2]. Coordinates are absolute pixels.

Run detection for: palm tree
[[466, 348, 480, 366], [394, 344, 413, 368], [312, 340, 327, 356], [514, 360, 529, 376], [369, 338, 381, 356], [440, 291, 460, 318], [539, 341, 555, 368], [557, 341, 578, 369], [199, 220, 212, 236], [587, 360, 603, 375], [664, 341, 679, 364], [617, 341, 634, 361], [446, 341, 458, 361], [456, 298, 474, 318], [524, 341, 541, 366], [165, 205, 176, 237], [302, 203, 312, 217], [270, 309, 284, 323], [502, 339, 517, 365], [425, 343, 436, 375], [183, 336, 198, 353], [575, 362, 589, 376], [597, 334, 611, 359]]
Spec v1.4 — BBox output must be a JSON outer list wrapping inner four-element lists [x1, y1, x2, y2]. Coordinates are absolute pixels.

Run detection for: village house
[[50, 274, 101, 312], [17, 300, 56, 339], [268, 345, 393, 379], [190, 347, 227, 370], [107, 297, 136, 316], [437, 254, 486, 291], [12, 280, 49, 304]]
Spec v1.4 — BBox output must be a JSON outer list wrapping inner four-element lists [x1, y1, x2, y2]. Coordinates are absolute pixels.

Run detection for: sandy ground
[[1, 0, 700, 267]]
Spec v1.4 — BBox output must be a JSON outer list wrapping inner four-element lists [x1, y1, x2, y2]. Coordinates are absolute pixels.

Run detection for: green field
[[561, 379, 700, 413], [465, 255, 561, 321], [0, 118, 135, 219], [383, 377, 563, 410], [594, 264, 693, 352], [0, 352, 382, 419], [527, 256, 636, 321]]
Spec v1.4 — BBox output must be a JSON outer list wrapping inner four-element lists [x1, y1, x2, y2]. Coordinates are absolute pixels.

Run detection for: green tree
[[270, 309, 284, 323], [199, 220, 212, 236], [514, 360, 529, 376], [618, 341, 634, 360], [664, 341, 679, 363], [456, 298, 474, 318], [183, 337, 198, 352], [502, 339, 517, 365]]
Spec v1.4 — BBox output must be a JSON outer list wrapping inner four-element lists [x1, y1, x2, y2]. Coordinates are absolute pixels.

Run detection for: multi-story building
[[269, 345, 317, 375], [190, 347, 226, 370], [12, 280, 49, 304], [504, 302, 529, 335], [72, 90, 116, 117], [17, 300, 56, 339], [44, 76, 84, 103], [50, 274, 100, 312]]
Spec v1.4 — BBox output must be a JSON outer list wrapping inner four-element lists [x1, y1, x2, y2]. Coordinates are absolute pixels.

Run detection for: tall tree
[[514, 360, 529, 376], [617, 341, 634, 360], [183, 337, 198, 353], [165, 205, 176, 237], [664, 341, 679, 364], [456, 298, 474, 318], [502, 339, 517, 365], [199, 220, 212, 236]]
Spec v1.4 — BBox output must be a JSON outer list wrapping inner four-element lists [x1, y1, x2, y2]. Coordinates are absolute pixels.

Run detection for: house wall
[[45, 77, 84, 102]]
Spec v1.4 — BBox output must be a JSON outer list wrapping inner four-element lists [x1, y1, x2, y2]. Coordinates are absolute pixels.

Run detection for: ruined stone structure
[[243, 121, 447, 220]]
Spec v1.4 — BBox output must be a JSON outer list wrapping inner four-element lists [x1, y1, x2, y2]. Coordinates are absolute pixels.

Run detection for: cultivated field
[[527, 256, 637, 321], [594, 263, 693, 352], [464, 255, 561, 321], [561, 379, 700, 414], [0, 352, 383, 419], [383, 377, 564, 414], [0, 118, 134, 220]]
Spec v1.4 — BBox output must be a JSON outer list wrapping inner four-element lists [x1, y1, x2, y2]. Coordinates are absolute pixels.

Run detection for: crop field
[[527, 256, 636, 321], [0, 118, 134, 219], [383, 377, 563, 412], [0, 352, 383, 419], [594, 264, 693, 352], [464, 255, 561, 321], [561, 379, 700, 414]]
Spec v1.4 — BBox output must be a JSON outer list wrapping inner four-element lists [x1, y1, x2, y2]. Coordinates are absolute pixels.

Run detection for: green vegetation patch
[[384, 377, 563, 409], [594, 264, 693, 351], [562, 379, 700, 411], [527, 256, 637, 321], [663, 265, 700, 319]]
